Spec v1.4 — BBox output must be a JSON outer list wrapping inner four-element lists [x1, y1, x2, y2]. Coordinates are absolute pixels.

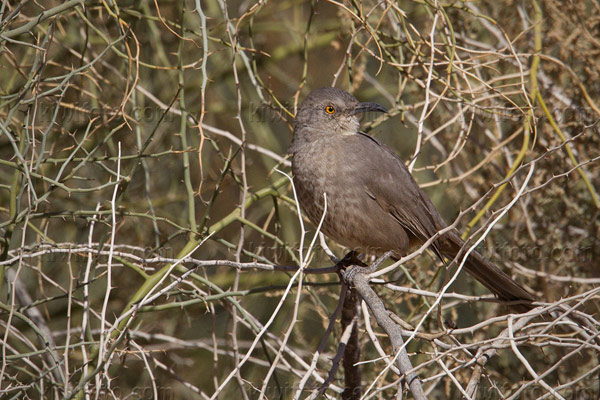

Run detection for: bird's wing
[[352, 132, 446, 258]]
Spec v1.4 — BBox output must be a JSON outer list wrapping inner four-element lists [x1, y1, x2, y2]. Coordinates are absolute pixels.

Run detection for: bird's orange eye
[[325, 105, 335, 114]]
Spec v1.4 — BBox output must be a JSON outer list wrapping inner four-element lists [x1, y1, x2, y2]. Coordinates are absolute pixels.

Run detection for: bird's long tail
[[441, 232, 535, 311]]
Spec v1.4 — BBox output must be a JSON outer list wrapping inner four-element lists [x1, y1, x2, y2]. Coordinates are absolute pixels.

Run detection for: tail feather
[[441, 232, 535, 311]]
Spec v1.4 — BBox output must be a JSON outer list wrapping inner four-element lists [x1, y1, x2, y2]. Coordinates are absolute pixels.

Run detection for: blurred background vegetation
[[1, 0, 599, 398]]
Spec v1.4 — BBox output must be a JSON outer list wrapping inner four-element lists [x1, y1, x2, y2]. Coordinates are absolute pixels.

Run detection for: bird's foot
[[337, 250, 394, 285], [335, 251, 367, 270], [336, 251, 366, 285], [340, 264, 365, 285]]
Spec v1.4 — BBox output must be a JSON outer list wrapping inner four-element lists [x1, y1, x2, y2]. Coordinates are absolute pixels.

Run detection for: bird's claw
[[337, 251, 393, 285]]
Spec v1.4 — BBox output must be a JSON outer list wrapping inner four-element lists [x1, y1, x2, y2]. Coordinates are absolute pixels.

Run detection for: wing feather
[[354, 132, 446, 259]]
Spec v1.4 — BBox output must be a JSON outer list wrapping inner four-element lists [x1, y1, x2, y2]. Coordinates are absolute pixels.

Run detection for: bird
[[289, 87, 535, 310]]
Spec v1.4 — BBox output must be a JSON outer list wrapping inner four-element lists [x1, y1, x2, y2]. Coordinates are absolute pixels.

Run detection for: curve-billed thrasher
[[289, 87, 534, 309]]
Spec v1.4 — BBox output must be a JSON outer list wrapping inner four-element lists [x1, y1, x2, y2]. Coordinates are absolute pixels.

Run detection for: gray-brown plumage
[[289, 87, 534, 310]]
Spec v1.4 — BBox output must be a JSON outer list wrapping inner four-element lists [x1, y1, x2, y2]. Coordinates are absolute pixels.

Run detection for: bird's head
[[293, 87, 387, 136]]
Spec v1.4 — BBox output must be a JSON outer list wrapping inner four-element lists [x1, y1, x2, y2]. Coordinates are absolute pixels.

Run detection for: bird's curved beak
[[352, 102, 388, 115]]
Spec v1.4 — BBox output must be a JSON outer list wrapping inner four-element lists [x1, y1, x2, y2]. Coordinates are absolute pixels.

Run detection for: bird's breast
[[291, 138, 406, 254]]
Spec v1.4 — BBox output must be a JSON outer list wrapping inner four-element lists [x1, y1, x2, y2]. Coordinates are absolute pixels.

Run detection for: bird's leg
[[336, 251, 366, 286], [338, 250, 394, 285], [335, 251, 367, 270]]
